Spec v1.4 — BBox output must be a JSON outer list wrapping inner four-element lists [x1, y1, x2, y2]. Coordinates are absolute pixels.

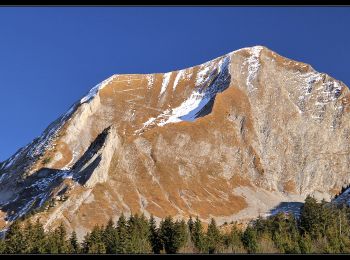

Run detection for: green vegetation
[[42, 157, 52, 165], [1, 196, 350, 254]]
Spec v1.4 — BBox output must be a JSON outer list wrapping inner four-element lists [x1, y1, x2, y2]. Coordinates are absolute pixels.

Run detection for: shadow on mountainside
[[0, 127, 111, 223], [268, 202, 304, 218], [1, 167, 72, 222]]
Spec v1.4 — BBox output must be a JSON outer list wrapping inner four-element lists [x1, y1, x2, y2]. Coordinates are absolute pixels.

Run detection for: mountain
[[1, 46, 349, 239]]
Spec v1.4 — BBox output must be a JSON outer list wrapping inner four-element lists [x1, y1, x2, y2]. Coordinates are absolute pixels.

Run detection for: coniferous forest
[[1, 196, 350, 254]]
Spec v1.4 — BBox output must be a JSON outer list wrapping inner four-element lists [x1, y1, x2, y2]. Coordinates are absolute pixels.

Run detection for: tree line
[[1, 195, 350, 254]]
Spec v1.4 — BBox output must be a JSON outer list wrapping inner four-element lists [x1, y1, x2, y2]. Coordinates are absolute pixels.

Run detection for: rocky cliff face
[[1, 46, 350, 239]]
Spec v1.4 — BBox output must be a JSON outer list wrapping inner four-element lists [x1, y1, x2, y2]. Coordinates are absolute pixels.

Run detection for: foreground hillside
[[1, 196, 350, 254]]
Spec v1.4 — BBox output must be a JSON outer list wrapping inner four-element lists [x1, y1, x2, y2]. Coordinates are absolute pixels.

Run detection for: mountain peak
[[1, 46, 349, 239]]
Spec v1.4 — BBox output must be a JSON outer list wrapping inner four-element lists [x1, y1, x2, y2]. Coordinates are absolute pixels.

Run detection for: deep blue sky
[[0, 7, 349, 161]]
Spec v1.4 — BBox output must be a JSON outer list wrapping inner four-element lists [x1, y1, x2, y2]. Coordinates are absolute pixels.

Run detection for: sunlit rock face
[[1, 46, 350, 240]]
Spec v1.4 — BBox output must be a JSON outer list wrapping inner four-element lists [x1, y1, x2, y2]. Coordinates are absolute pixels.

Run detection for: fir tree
[[191, 216, 205, 253], [127, 213, 151, 253], [159, 216, 187, 254], [242, 226, 258, 253], [149, 215, 163, 254], [187, 216, 194, 234], [0, 238, 6, 254], [31, 219, 47, 253], [116, 213, 129, 253], [68, 231, 80, 254], [225, 224, 246, 253], [82, 225, 106, 254], [4, 219, 27, 254], [57, 223, 69, 253], [206, 218, 221, 254], [173, 219, 188, 252], [103, 218, 118, 254]]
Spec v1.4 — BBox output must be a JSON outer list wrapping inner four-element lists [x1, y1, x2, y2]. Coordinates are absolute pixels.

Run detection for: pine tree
[[173, 219, 188, 252], [206, 218, 221, 254], [31, 219, 47, 253], [271, 213, 300, 253], [0, 238, 6, 254], [23, 221, 34, 253], [149, 215, 163, 254], [187, 216, 194, 234], [225, 224, 246, 253], [68, 231, 80, 254], [159, 216, 175, 254], [191, 216, 205, 253], [103, 218, 118, 254], [136, 214, 152, 253], [4, 219, 27, 253], [57, 223, 69, 253], [242, 226, 258, 253], [82, 225, 106, 254], [127, 213, 151, 253], [46, 228, 60, 253], [159, 216, 187, 254], [82, 231, 91, 254], [116, 213, 129, 253], [300, 195, 322, 239], [299, 233, 313, 254]]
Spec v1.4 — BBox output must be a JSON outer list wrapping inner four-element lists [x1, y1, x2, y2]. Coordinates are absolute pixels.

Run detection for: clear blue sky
[[0, 7, 349, 161]]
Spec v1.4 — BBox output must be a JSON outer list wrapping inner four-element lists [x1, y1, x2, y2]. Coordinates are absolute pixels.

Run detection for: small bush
[[42, 157, 52, 165]]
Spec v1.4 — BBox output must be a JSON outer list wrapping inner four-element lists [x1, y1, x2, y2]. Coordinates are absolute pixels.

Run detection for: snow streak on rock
[[28, 103, 77, 159], [136, 55, 231, 131], [160, 72, 172, 96], [146, 75, 154, 90], [245, 46, 263, 92], [80, 75, 117, 104], [173, 70, 184, 91]]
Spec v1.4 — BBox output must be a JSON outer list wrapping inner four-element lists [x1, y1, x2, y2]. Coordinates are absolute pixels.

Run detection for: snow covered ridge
[[80, 75, 118, 104]]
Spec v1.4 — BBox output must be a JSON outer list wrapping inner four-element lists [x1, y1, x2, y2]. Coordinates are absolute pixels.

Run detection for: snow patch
[[196, 65, 212, 86], [143, 117, 156, 128], [173, 70, 184, 91], [160, 72, 172, 96], [146, 75, 154, 90], [62, 150, 79, 171], [158, 93, 211, 125], [2, 152, 20, 170], [244, 46, 263, 92], [135, 55, 231, 132], [80, 75, 117, 104]]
